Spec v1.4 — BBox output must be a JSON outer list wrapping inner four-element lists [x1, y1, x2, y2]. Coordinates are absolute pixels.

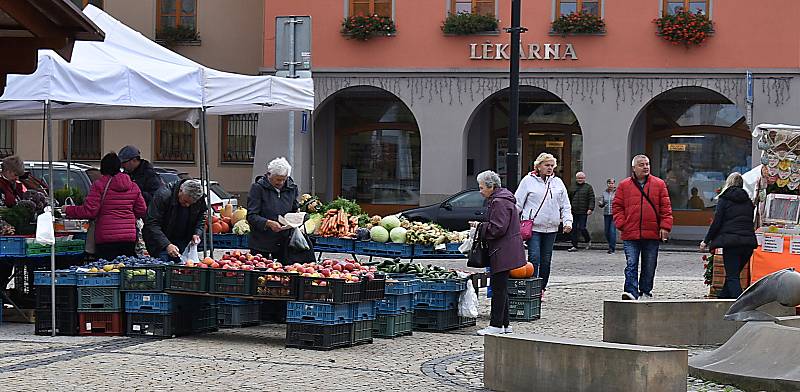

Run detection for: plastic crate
[[351, 300, 376, 321], [350, 320, 373, 346], [412, 308, 473, 332], [260, 300, 287, 323], [212, 234, 244, 249], [296, 276, 362, 304], [354, 241, 413, 258], [209, 269, 252, 295], [411, 243, 464, 258], [126, 312, 191, 338], [376, 293, 414, 315], [165, 265, 210, 293], [373, 311, 413, 338], [121, 266, 166, 292], [286, 301, 354, 325], [76, 271, 120, 287], [251, 270, 298, 300], [35, 309, 79, 336], [508, 278, 543, 299], [419, 278, 467, 292], [0, 236, 27, 257], [285, 322, 352, 351], [312, 236, 356, 253], [79, 312, 124, 336], [27, 239, 85, 256], [384, 279, 421, 296], [77, 287, 121, 312], [361, 274, 386, 301], [124, 292, 192, 314], [413, 290, 459, 310], [191, 301, 219, 333], [35, 286, 78, 311], [33, 270, 77, 286], [509, 298, 541, 321], [218, 302, 261, 328]]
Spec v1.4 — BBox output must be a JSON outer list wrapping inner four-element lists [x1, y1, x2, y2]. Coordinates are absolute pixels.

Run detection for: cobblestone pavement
[[0, 248, 745, 391]]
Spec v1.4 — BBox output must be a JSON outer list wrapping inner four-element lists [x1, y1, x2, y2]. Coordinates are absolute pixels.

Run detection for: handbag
[[85, 178, 112, 254], [467, 225, 489, 268], [520, 179, 550, 241]]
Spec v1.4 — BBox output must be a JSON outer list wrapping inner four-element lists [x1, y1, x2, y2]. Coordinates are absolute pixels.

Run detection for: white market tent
[[0, 5, 313, 333]]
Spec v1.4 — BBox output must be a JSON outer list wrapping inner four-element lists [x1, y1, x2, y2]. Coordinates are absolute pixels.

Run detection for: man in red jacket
[[612, 155, 673, 300]]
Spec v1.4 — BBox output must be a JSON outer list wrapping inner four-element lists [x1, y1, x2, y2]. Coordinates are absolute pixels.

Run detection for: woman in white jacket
[[514, 153, 573, 298]]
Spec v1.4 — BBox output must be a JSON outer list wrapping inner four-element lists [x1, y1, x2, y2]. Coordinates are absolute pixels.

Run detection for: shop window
[[556, 0, 600, 16], [350, 0, 392, 17], [62, 120, 101, 161], [0, 120, 13, 158], [155, 120, 195, 162], [664, 0, 709, 15], [221, 114, 257, 163], [70, 0, 103, 8], [157, 0, 197, 33], [452, 0, 495, 15]]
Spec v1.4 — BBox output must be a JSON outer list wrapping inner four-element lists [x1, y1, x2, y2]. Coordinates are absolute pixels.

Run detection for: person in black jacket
[[119, 145, 164, 206], [143, 179, 207, 260], [247, 157, 313, 263], [700, 172, 758, 299]]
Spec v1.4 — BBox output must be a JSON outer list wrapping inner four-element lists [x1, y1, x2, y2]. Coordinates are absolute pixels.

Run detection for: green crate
[[509, 298, 541, 321], [77, 287, 122, 312], [121, 266, 166, 292], [373, 311, 413, 338], [26, 239, 85, 256], [350, 320, 373, 346]]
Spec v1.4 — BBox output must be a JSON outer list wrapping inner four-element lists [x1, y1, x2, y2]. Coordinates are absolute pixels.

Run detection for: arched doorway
[[465, 86, 582, 188], [630, 86, 751, 231], [314, 86, 421, 216]]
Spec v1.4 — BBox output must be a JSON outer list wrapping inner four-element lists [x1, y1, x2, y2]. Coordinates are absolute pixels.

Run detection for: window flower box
[[155, 25, 201, 47], [653, 7, 713, 47], [341, 14, 396, 41], [550, 11, 605, 37], [441, 12, 499, 36]]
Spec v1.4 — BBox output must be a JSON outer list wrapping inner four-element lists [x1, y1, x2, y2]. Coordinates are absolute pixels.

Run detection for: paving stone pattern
[[0, 249, 745, 391]]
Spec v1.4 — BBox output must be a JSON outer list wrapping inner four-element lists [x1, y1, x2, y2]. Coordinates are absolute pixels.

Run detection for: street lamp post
[[506, 0, 526, 192]]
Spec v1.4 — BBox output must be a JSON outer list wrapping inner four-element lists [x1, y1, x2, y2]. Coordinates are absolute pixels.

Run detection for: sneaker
[[567, 247, 579, 252], [503, 325, 513, 334], [639, 293, 654, 301], [477, 326, 504, 336], [540, 289, 545, 302], [622, 292, 636, 301], [585, 241, 592, 250], [607, 249, 613, 254]]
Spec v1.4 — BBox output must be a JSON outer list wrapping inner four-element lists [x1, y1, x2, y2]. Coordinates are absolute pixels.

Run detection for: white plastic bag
[[181, 242, 199, 263], [35, 207, 55, 245], [289, 227, 311, 250], [280, 212, 311, 251], [457, 270, 479, 318], [459, 227, 477, 255]]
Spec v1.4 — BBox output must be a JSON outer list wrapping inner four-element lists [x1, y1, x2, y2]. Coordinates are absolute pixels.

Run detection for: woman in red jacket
[[65, 153, 147, 261]]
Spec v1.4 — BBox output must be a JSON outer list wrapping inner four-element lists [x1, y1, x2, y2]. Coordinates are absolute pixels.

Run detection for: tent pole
[[46, 100, 56, 337], [200, 109, 214, 256], [196, 111, 206, 257], [66, 120, 72, 193]]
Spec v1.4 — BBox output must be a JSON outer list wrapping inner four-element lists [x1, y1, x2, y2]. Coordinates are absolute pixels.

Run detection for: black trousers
[[0, 262, 13, 290], [719, 246, 753, 299], [94, 242, 137, 262], [490, 270, 510, 328]]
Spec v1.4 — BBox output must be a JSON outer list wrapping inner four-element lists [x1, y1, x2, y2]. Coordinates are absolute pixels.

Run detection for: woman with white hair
[[514, 152, 573, 300], [700, 172, 757, 298], [247, 157, 312, 262]]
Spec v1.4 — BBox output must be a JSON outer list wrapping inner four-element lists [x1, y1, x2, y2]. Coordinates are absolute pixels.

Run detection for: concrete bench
[[484, 334, 688, 392], [603, 299, 796, 346]]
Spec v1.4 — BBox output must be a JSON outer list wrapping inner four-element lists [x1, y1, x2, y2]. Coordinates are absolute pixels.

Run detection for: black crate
[[351, 320, 373, 346], [251, 271, 298, 300], [126, 312, 192, 338], [361, 274, 386, 301], [218, 302, 261, 328], [508, 278, 542, 299], [121, 266, 166, 292], [260, 300, 287, 323], [285, 322, 353, 351], [413, 308, 467, 332], [209, 269, 252, 295], [35, 286, 78, 311], [35, 309, 79, 336], [509, 298, 541, 321], [191, 301, 218, 333], [296, 276, 362, 304], [164, 265, 210, 293]]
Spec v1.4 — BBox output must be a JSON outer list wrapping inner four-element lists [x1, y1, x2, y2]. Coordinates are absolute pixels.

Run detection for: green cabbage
[[370, 226, 390, 243], [389, 227, 407, 244], [380, 215, 401, 231]]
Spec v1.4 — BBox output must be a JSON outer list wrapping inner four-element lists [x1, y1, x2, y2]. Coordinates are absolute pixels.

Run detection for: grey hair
[[267, 157, 291, 177], [1, 156, 24, 176], [477, 170, 502, 189], [179, 179, 204, 202], [534, 152, 557, 169], [724, 172, 744, 189], [631, 154, 649, 167]]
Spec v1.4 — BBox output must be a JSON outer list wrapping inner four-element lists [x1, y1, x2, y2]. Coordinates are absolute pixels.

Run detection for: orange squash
[[219, 221, 230, 233], [211, 222, 224, 234], [510, 262, 534, 279]]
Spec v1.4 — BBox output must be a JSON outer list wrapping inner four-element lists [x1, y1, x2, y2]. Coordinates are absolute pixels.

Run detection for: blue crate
[[355, 241, 413, 258], [125, 292, 188, 314], [412, 243, 465, 258], [198, 234, 246, 250], [352, 300, 376, 321], [34, 270, 77, 286], [312, 236, 355, 253], [218, 297, 253, 305], [376, 293, 414, 315], [77, 272, 120, 287], [286, 301, 354, 325], [414, 290, 459, 310], [384, 279, 421, 295], [419, 278, 467, 292], [0, 237, 27, 257]]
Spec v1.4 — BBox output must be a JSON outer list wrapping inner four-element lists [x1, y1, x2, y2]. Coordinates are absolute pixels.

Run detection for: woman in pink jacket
[[65, 152, 147, 261]]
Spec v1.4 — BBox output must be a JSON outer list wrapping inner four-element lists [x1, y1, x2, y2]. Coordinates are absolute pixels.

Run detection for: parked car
[[23, 161, 96, 200], [399, 189, 487, 231], [153, 167, 238, 211]]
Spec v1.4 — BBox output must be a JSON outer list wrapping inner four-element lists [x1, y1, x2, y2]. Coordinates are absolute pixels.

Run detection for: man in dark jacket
[[143, 179, 207, 260], [119, 145, 163, 206], [568, 171, 595, 252]]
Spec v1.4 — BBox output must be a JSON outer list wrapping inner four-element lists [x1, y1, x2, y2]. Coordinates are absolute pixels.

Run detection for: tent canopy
[[0, 5, 313, 123]]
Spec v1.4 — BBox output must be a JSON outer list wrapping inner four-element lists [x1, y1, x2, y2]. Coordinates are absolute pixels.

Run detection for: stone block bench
[[484, 334, 687, 392]]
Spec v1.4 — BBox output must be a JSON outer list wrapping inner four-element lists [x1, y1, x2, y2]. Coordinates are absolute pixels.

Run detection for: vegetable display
[[373, 258, 459, 279], [318, 209, 358, 237]]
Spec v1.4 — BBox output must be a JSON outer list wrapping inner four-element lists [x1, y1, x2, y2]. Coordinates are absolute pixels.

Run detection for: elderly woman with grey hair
[[247, 157, 312, 262], [143, 179, 208, 261], [473, 170, 526, 336]]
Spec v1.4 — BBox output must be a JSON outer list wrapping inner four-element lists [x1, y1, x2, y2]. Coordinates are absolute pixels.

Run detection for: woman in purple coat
[[475, 170, 526, 336]]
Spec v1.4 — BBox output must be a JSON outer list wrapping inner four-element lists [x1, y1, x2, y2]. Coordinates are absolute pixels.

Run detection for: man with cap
[[118, 145, 163, 206]]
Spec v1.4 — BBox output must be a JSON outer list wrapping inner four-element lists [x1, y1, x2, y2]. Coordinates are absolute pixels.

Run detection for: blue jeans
[[527, 232, 557, 290], [623, 240, 660, 298], [603, 215, 617, 252]]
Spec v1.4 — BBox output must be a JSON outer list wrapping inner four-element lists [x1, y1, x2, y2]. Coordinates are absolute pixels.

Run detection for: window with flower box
[[556, 0, 601, 16], [62, 120, 101, 161], [0, 120, 13, 158], [451, 0, 495, 15], [221, 114, 257, 163], [156, 0, 198, 42], [155, 120, 195, 162], [350, 0, 392, 17], [664, 0, 709, 16]]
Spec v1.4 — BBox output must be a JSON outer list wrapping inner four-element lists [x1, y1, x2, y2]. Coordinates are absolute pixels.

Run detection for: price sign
[[791, 236, 800, 255], [762, 234, 784, 253]]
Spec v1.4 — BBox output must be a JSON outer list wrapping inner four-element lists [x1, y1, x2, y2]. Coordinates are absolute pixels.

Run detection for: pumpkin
[[510, 262, 534, 279], [219, 221, 230, 233], [231, 207, 247, 225], [211, 222, 224, 234]]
